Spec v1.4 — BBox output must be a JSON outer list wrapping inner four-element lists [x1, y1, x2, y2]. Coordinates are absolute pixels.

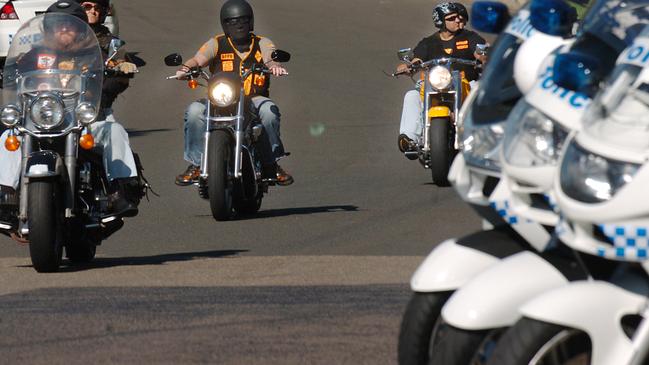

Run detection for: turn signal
[[188, 79, 199, 89], [5, 134, 19, 151], [79, 133, 95, 150]]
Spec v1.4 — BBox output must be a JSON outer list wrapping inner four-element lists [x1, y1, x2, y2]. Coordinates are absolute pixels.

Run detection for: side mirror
[[108, 38, 125, 57], [164, 53, 183, 67], [552, 51, 601, 93], [397, 48, 413, 62], [471, 1, 510, 34], [271, 50, 291, 63], [530, 0, 577, 37]]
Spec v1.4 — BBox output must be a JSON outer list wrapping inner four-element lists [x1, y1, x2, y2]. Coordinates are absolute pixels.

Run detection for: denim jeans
[[183, 96, 286, 167], [399, 89, 423, 142]]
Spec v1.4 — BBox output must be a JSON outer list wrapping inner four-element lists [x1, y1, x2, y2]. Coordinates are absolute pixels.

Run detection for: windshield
[[579, 0, 649, 53], [1, 14, 103, 113]]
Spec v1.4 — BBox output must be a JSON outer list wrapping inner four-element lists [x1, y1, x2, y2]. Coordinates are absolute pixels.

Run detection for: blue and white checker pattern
[[597, 224, 649, 260], [489, 200, 531, 225]]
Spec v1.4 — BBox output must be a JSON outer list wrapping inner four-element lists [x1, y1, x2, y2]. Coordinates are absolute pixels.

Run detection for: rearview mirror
[[398, 48, 413, 62], [108, 38, 125, 58], [471, 1, 510, 34], [164, 53, 183, 67], [271, 50, 291, 63], [530, 0, 577, 37]]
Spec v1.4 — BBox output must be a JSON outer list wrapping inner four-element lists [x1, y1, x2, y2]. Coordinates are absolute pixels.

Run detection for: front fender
[[25, 151, 64, 179], [442, 251, 568, 330], [520, 281, 646, 365], [428, 106, 451, 118], [411, 237, 500, 292]]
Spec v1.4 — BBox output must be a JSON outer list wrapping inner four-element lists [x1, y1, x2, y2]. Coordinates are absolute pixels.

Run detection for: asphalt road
[[0, 0, 488, 363]]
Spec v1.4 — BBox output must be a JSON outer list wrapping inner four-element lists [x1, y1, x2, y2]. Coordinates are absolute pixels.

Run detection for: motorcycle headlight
[[209, 82, 237, 107], [30, 95, 64, 130], [560, 141, 640, 203], [462, 120, 505, 172], [75, 103, 97, 125], [428, 66, 452, 90], [503, 101, 569, 167], [0, 105, 21, 127]]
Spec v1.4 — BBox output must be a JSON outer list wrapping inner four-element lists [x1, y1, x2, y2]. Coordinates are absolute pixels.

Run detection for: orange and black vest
[[209, 34, 270, 97]]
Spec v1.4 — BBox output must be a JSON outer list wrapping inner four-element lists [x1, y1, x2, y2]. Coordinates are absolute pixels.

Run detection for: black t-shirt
[[413, 29, 486, 81]]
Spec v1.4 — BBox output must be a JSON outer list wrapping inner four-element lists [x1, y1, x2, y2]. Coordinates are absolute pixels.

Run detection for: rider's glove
[[116, 61, 137, 74]]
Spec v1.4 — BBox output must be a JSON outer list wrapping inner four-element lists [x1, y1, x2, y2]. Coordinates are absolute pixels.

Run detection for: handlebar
[[165, 64, 287, 80], [392, 57, 480, 77]]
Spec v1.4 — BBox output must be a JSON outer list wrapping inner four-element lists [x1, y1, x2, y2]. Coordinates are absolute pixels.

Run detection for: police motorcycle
[[429, 0, 649, 363], [0, 14, 129, 272], [164, 50, 290, 221], [485, 25, 649, 365], [397, 2, 574, 364], [393, 49, 480, 186]]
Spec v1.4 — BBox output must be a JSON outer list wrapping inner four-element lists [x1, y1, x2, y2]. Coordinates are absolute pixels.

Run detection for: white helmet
[[513, 32, 571, 94]]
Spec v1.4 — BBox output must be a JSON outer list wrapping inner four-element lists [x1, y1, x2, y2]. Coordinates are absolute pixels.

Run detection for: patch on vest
[[221, 53, 235, 60], [255, 50, 263, 63], [222, 60, 234, 72], [37, 54, 56, 69], [456, 40, 469, 50], [58, 60, 74, 71], [444, 48, 453, 55]]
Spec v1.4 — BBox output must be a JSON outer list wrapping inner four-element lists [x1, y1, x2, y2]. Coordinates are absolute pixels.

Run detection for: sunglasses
[[224, 16, 250, 26], [444, 15, 465, 22], [81, 3, 102, 12]]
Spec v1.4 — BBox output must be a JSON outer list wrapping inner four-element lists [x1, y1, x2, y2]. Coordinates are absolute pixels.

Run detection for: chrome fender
[[411, 238, 500, 292], [442, 251, 568, 330]]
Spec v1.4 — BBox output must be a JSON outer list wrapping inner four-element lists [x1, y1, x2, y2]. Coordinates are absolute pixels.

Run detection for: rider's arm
[[396, 37, 428, 74], [259, 37, 287, 77], [469, 31, 488, 64], [175, 39, 214, 77]]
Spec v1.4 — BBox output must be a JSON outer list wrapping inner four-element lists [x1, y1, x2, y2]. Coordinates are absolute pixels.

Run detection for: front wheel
[[485, 318, 591, 365], [28, 180, 63, 272], [428, 118, 454, 187], [208, 130, 234, 221], [398, 291, 452, 365], [429, 324, 503, 365]]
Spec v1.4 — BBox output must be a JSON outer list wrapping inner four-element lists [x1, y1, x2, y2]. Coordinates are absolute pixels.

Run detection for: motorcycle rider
[[174, 0, 294, 187], [0, 0, 142, 218], [396, 2, 487, 157]]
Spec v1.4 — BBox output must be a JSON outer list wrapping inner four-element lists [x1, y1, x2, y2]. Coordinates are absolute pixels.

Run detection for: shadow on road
[[47, 249, 249, 272], [238, 205, 360, 220], [126, 128, 175, 138]]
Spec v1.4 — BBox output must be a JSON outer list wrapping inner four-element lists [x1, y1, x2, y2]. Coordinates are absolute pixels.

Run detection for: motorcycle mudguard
[[442, 251, 568, 330], [428, 106, 451, 118], [410, 227, 528, 292], [520, 281, 646, 365], [25, 151, 64, 179]]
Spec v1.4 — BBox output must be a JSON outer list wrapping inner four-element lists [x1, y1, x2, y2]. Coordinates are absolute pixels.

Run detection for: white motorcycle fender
[[442, 251, 568, 330], [520, 281, 646, 365], [410, 238, 500, 292]]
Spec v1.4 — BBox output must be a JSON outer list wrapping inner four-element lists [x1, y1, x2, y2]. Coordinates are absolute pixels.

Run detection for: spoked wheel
[[486, 318, 591, 365], [428, 118, 454, 187], [28, 180, 63, 272], [397, 291, 452, 365], [208, 130, 234, 221]]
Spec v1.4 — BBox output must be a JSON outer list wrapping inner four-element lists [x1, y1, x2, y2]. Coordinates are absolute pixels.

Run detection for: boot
[[108, 178, 140, 218]]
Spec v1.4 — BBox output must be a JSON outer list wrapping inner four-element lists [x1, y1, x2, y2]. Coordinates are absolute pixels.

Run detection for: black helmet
[[453, 2, 469, 23], [73, 0, 110, 24], [220, 0, 254, 31], [432, 2, 460, 28], [46, 1, 88, 23]]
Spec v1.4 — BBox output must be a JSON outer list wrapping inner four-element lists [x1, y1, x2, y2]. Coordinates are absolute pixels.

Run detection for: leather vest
[[210, 34, 270, 97]]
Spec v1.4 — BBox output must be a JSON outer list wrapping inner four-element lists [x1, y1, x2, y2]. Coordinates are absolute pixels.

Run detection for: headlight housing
[[503, 101, 569, 167], [560, 141, 640, 203], [209, 82, 237, 107], [428, 66, 452, 90], [0, 105, 21, 127], [462, 118, 505, 171], [30, 94, 64, 130], [75, 103, 97, 125]]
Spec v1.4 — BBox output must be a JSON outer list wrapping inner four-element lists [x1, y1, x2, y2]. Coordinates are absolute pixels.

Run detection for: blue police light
[[530, 0, 577, 37], [471, 1, 510, 34], [552, 51, 600, 92]]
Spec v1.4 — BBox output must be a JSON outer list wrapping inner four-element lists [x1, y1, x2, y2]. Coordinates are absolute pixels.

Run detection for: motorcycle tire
[[398, 291, 452, 365], [28, 180, 63, 272], [235, 192, 263, 216], [208, 130, 234, 221], [428, 118, 453, 187], [66, 240, 97, 263], [485, 317, 590, 365], [428, 324, 503, 365]]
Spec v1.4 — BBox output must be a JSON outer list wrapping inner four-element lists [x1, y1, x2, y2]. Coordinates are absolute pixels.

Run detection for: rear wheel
[[208, 130, 234, 221], [485, 318, 590, 365], [428, 118, 454, 187], [66, 237, 97, 264], [235, 192, 263, 215], [28, 180, 63, 272]]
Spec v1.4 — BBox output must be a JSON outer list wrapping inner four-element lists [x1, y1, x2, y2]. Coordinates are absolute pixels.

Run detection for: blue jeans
[[399, 89, 423, 142], [183, 96, 286, 166]]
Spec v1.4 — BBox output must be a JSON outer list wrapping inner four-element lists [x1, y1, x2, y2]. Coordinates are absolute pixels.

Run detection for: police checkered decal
[[489, 200, 528, 225], [598, 224, 649, 260]]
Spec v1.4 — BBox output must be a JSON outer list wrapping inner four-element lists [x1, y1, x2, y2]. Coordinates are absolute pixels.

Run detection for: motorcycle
[[393, 51, 479, 186], [0, 14, 131, 272], [164, 49, 290, 221]]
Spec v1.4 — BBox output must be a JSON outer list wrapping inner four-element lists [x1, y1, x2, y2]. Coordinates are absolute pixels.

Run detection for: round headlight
[[462, 121, 505, 171], [428, 66, 452, 90], [0, 105, 21, 127], [30, 96, 64, 130], [210, 82, 236, 107], [75, 103, 97, 125]]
